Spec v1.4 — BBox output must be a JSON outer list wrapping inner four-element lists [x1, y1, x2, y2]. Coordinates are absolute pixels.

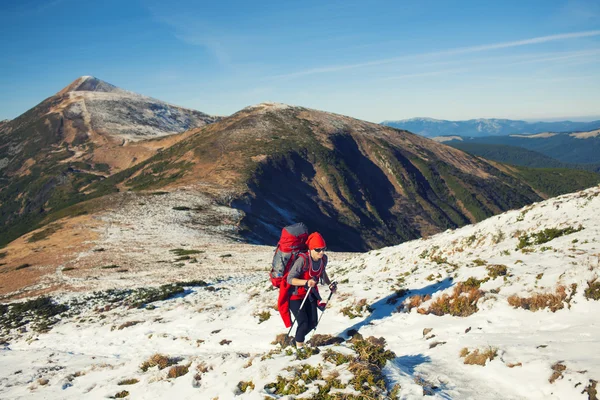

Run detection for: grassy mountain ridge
[[80, 103, 590, 251]]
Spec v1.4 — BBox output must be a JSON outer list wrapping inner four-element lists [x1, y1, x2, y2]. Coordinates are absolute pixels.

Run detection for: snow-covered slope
[[57, 76, 219, 142], [1, 186, 599, 399]]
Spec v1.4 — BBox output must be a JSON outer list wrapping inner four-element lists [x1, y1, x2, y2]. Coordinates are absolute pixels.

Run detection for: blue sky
[[1, 0, 599, 123]]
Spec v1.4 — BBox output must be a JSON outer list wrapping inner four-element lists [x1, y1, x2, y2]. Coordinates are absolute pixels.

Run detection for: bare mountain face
[[85, 102, 562, 251], [0, 77, 218, 245]]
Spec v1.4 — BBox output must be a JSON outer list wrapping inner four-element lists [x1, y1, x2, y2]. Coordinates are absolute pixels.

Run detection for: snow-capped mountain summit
[[57, 76, 131, 96]]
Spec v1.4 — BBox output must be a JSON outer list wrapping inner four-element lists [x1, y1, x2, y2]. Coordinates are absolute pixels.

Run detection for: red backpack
[[270, 222, 309, 287]]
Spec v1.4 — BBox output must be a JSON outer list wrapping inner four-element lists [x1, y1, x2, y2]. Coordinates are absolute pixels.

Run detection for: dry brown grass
[[308, 334, 344, 347], [405, 294, 431, 312], [460, 347, 498, 366], [508, 286, 567, 312], [419, 283, 483, 317], [549, 362, 566, 383], [167, 365, 189, 379], [140, 354, 177, 372]]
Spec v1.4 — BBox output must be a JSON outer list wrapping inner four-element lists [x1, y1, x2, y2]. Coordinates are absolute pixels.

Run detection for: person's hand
[[307, 279, 317, 288], [329, 281, 338, 292]]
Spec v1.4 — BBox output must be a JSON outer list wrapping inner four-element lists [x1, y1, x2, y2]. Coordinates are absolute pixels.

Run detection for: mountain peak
[[57, 76, 128, 96]]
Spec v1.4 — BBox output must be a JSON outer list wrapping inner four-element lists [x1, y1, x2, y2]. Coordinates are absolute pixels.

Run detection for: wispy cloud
[[1, 0, 69, 16], [378, 68, 469, 81], [272, 30, 600, 80]]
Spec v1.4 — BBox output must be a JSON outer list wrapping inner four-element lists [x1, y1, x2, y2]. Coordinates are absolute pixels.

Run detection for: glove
[[317, 301, 327, 312], [329, 281, 338, 293]]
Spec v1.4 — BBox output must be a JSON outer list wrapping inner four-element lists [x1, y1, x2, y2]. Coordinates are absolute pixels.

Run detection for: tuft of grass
[[117, 379, 139, 385], [101, 264, 120, 269], [255, 310, 271, 324], [463, 276, 489, 289], [487, 264, 508, 279], [169, 248, 204, 256], [403, 294, 431, 312], [472, 258, 486, 266], [461, 347, 498, 366], [237, 380, 255, 393], [549, 362, 566, 384], [220, 339, 232, 345], [15, 263, 32, 270], [517, 225, 583, 250], [0, 252, 6, 259], [508, 286, 568, 312], [340, 298, 373, 319], [323, 349, 353, 366], [167, 365, 189, 379], [583, 379, 598, 400], [118, 321, 143, 330], [140, 354, 178, 372], [585, 278, 600, 300], [172, 206, 191, 211], [420, 283, 483, 317], [113, 390, 129, 398], [308, 334, 344, 347], [27, 224, 62, 243]]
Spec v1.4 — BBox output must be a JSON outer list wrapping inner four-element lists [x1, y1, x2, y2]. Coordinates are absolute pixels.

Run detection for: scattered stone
[[429, 341, 446, 349], [465, 327, 471, 333], [423, 328, 433, 336]]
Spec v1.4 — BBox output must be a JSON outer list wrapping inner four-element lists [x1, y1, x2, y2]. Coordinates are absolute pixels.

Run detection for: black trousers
[[289, 298, 318, 343]]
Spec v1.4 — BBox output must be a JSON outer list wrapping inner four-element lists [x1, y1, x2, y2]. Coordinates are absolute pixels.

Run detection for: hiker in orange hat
[[287, 232, 336, 348]]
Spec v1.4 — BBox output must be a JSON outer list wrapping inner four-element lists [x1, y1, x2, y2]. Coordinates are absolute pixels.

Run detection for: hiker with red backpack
[[287, 231, 336, 348], [269, 223, 337, 348]]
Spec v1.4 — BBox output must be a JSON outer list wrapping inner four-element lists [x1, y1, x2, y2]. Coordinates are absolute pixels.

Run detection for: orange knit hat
[[306, 232, 326, 250]]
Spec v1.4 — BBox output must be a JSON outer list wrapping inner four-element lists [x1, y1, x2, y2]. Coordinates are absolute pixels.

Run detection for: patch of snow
[[2, 185, 600, 398]]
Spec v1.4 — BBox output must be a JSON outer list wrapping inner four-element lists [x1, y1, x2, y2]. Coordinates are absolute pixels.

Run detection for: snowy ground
[[1, 186, 600, 399]]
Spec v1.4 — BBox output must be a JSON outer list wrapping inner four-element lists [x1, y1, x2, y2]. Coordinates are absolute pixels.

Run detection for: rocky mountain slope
[[382, 117, 600, 138], [0, 77, 218, 246], [1, 185, 598, 399], [87, 102, 598, 251]]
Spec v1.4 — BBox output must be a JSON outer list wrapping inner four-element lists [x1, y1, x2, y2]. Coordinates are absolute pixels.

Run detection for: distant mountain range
[[381, 117, 600, 138], [437, 130, 600, 168]]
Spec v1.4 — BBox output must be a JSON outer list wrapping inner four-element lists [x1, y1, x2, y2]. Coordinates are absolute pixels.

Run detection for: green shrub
[[517, 226, 583, 250]]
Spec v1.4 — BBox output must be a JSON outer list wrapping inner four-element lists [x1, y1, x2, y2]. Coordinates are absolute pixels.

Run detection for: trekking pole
[[286, 286, 312, 339], [317, 290, 335, 326], [315, 281, 337, 324]]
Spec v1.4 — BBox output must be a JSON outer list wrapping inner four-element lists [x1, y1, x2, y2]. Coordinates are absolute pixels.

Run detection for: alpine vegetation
[[1, 185, 600, 398]]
